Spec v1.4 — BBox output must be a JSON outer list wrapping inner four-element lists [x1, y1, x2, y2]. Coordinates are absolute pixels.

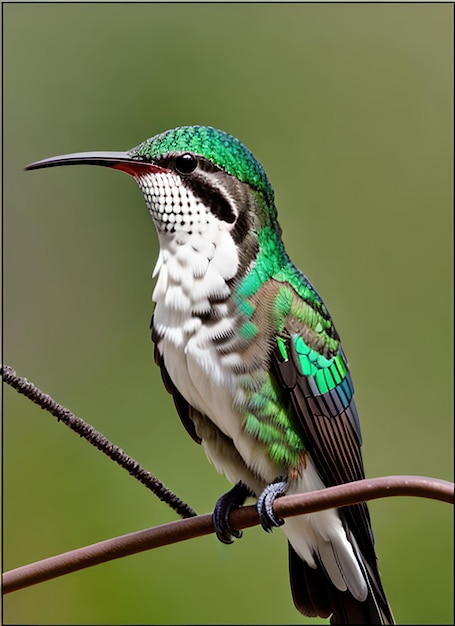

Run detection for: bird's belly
[[163, 337, 240, 436], [158, 332, 281, 485]]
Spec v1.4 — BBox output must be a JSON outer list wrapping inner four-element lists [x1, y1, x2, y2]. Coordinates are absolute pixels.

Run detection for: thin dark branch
[[1, 364, 197, 519], [3, 475, 453, 594]]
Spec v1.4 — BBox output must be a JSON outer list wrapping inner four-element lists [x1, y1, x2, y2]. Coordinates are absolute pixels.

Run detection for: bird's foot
[[257, 480, 288, 532], [212, 481, 251, 544]]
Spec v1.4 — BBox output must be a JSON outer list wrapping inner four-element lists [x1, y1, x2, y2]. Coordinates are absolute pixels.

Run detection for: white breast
[[152, 223, 280, 484]]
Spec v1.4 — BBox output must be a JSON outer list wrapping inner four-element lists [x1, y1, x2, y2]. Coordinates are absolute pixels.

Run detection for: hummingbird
[[26, 125, 394, 624]]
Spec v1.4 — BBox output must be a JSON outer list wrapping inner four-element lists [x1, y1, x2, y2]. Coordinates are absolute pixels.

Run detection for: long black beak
[[25, 151, 166, 177]]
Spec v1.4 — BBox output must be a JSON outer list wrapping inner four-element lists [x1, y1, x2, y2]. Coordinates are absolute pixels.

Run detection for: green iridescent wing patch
[[239, 269, 357, 470], [293, 337, 352, 408], [271, 276, 359, 435]]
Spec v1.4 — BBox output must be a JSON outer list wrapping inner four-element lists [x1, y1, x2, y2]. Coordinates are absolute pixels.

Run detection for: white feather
[[284, 460, 368, 600], [152, 263, 168, 302], [164, 286, 191, 312]]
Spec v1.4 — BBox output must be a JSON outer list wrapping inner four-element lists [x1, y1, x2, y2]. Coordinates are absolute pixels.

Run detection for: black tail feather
[[288, 543, 394, 625], [289, 542, 332, 618]]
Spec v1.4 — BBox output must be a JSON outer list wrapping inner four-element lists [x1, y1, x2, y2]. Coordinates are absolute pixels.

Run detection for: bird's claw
[[257, 480, 288, 532], [212, 482, 250, 544]]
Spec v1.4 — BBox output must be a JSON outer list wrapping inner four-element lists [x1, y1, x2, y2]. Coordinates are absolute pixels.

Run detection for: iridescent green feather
[[242, 373, 305, 468], [240, 279, 352, 467], [129, 125, 275, 205]]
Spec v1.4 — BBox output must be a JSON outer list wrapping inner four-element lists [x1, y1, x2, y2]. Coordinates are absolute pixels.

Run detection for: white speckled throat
[[136, 171, 228, 237]]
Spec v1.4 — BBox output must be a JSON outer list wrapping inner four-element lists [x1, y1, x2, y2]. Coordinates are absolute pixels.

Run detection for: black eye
[[175, 153, 197, 175]]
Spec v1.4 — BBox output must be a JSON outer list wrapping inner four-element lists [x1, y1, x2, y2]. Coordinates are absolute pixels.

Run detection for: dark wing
[[269, 288, 393, 623], [151, 320, 201, 445], [271, 331, 375, 560]]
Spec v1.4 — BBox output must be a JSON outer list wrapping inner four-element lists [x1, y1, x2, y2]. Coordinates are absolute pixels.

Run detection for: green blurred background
[[3, 3, 453, 624]]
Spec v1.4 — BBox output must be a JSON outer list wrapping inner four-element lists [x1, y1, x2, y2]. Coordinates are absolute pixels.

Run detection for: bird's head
[[26, 126, 280, 247]]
